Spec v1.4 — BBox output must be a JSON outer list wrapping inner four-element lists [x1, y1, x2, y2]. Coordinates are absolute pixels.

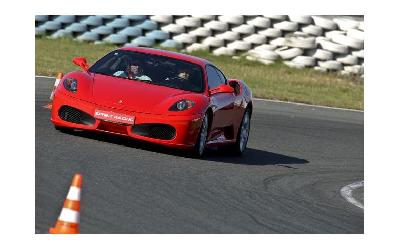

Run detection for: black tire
[[191, 114, 209, 158], [233, 109, 251, 155]]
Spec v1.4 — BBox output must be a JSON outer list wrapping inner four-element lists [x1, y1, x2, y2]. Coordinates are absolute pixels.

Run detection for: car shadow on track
[[59, 128, 308, 167], [204, 148, 308, 167]]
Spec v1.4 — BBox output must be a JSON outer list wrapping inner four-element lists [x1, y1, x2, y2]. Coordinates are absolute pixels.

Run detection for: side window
[[214, 67, 227, 84], [206, 65, 223, 89]]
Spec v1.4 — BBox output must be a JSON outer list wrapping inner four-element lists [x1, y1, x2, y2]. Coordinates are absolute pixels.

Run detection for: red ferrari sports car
[[50, 47, 253, 157]]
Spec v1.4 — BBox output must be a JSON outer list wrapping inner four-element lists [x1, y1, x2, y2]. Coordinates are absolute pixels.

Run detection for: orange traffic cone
[[47, 72, 64, 109], [49, 173, 82, 234]]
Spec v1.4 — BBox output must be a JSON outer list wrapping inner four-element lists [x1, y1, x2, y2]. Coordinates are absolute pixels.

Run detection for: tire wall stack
[[35, 15, 364, 76]]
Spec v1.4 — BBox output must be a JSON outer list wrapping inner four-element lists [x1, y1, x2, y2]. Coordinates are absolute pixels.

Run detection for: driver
[[177, 69, 190, 81], [113, 60, 152, 81]]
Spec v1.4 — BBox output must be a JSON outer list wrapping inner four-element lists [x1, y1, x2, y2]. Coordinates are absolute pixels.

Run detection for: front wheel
[[192, 114, 209, 158], [233, 109, 251, 155]]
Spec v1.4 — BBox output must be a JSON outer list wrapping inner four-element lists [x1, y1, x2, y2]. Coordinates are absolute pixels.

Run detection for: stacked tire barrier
[[35, 15, 364, 76]]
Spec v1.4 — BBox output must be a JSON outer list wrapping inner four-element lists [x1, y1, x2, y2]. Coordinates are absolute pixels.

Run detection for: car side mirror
[[227, 79, 241, 95], [72, 57, 89, 72], [209, 83, 235, 95]]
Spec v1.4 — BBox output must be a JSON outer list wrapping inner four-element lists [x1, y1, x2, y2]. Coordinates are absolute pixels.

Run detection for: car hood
[[92, 73, 191, 114]]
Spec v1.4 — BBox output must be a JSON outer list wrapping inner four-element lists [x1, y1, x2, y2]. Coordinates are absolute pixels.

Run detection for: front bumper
[[51, 92, 203, 149]]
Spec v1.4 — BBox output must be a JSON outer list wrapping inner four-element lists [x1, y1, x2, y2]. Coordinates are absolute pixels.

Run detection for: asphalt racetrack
[[35, 76, 364, 233]]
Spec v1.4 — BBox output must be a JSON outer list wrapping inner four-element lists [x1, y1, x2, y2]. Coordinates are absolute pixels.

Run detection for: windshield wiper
[[134, 79, 153, 84]]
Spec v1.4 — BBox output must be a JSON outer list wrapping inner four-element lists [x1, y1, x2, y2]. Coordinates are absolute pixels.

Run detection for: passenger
[[114, 60, 152, 81], [177, 69, 190, 81]]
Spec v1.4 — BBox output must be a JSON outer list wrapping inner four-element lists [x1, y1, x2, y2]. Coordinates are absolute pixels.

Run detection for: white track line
[[340, 181, 364, 209], [36, 75, 56, 79], [35, 75, 363, 112], [253, 98, 363, 113]]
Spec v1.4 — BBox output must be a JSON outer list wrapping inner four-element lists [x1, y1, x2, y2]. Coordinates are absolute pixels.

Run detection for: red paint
[[209, 84, 235, 95]]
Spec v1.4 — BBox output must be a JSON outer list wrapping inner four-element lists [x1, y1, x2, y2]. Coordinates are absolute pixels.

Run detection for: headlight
[[63, 78, 78, 93], [169, 100, 195, 111]]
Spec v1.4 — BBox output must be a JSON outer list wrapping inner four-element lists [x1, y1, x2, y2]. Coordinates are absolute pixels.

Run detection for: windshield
[[89, 50, 204, 93]]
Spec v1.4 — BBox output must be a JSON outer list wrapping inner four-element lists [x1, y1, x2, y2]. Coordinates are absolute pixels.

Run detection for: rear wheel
[[192, 114, 209, 158], [233, 109, 250, 155]]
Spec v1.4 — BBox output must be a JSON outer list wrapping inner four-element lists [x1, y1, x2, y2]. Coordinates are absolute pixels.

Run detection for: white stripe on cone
[[58, 208, 80, 223], [49, 78, 61, 100], [66, 186, 81, 201]]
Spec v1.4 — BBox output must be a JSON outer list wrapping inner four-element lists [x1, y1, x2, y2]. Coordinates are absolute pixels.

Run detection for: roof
[[120, 46, 211, 67]]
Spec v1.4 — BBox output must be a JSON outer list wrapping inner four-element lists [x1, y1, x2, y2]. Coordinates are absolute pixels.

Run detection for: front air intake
[[132, 123, 176, 140], [58, 106, 95, 125]]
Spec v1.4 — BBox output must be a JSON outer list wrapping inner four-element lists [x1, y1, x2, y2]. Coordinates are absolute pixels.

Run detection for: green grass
[[36, 37, 363, 110]]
